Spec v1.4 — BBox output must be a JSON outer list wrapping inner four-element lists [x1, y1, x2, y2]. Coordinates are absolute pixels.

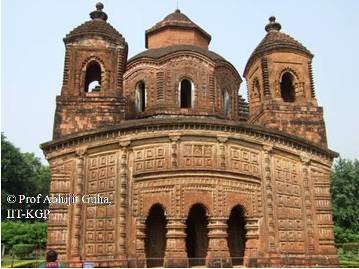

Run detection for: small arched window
[[223, 90, 231, 117], [84, 61, 102, 92], [135, 81, 146, 112], [180, 79, 192, 108], [280, 72, 295, 102]]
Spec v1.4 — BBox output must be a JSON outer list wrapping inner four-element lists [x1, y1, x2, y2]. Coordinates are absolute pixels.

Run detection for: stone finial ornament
[[90, 2, 108, 21], [265, 16, 282, 32]]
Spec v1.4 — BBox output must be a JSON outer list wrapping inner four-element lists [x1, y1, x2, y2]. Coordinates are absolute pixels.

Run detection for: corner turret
[[53, 3, 128, 138], [244, 17, 327, 146]]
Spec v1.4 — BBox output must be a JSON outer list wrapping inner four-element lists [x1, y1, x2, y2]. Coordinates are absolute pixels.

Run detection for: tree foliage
[[331, 158, 359, 232], [330, 158, 359, 245], [1, 221, 47, 251], [1, 133, 50, 220]]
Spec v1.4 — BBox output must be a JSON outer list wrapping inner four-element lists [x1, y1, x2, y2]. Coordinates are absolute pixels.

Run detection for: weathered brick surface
[[53, 96, 126, 138], [147, 28, 209, 49]]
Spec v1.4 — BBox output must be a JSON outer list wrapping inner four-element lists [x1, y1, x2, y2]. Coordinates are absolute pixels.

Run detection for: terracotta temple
[[41, 3, 338, 267]]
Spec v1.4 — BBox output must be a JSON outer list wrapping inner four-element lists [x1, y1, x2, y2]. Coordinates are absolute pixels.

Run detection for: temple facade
[[41, 3, 338, 267]]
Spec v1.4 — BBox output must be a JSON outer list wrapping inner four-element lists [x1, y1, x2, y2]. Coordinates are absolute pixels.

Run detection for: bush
[[1, 221, 47, 252], [334, 225, 359, 246], [12, 244, 35, 259]]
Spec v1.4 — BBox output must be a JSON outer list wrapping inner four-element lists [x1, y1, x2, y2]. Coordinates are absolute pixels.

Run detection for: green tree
[[1, 134, 36, 198], [331, 158, 359, 232], [1, 133, 50, 220], [331, 158, 359, 245]]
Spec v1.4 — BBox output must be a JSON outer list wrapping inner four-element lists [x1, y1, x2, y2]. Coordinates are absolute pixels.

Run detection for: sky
[[2, 0, 359, 162]]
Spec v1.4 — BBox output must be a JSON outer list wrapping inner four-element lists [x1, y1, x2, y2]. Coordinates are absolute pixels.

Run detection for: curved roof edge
[[243, 17, 313, 77], [145, 9, 211, 48], [63, 3, 126, 45], [128, 45, 224, 62], [41, 117, 338, 159], [127, 45, 241, 83]]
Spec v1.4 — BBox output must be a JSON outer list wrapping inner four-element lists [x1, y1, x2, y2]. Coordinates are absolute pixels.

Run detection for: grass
[[1, 253, 45, 268], [338, 246, 359, 268], [340, 259, 359, 268]]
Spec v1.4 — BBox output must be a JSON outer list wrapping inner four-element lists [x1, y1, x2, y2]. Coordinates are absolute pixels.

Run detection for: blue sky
[[2, 0, 359, 161]]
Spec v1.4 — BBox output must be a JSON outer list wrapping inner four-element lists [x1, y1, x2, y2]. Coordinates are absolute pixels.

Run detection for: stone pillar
[[206, 217, 232, 268], [164, 218, 188, 268], [300, 154, 314, 254], [261, 144, 278, 267], [243, 217, 260, 267], [69, 147, 87, 267], [118, 140, 131, 266], [134, 217, 146, 268]]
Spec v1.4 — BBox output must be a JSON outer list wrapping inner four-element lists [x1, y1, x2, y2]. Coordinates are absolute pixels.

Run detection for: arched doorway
[[185, 203, 209, 266], [145, 204, 167, 267], [227, 205, 246, 265]]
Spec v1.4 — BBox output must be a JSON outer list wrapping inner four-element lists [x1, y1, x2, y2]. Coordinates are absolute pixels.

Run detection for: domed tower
[[124, 9, 242, 120], [53, 3, 127, 139], [244, 17, 327, 147]]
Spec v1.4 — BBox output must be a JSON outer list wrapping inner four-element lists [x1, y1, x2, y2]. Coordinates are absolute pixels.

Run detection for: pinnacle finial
[[96, 2, 104, 11], [265, 16, 281, 32], [90, 2, 108, 21]]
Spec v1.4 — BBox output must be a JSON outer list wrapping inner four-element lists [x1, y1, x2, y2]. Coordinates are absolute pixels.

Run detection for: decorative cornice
[[40, 117, 338, 160]]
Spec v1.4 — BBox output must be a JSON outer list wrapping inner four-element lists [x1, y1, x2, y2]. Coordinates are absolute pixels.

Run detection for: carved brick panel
[[133, 145, 169, 174], [84, 152, 117, 259], [180, 143, 216, 169], [133, 178, 261, 219], [228, 146, 261, 177], [47, 159, 75, 258], [311, 167, 336, 254], [272, 156, 305, 253]]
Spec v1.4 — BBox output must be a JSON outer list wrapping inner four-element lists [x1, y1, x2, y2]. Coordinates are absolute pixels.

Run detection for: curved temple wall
[[42, 119, 338, 267]]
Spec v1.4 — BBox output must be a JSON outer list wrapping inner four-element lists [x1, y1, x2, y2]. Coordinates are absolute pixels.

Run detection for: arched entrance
[[145, 204, 167, 267], [227, 205, 246, 265], [185, 203, 209, 266]]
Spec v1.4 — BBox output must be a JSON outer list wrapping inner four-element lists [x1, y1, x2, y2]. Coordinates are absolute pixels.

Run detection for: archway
[[185, 203, 209, 266], [280, 72, 295, 102], [227, 205, 246, 265], [135, 81, 146, 112], [145, 204, 167, 267], [84, 61, 102, 92], [180, 79, 192, 108]]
